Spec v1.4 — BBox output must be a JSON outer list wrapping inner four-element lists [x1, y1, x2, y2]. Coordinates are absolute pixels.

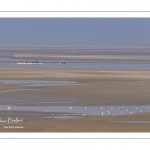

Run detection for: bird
[[130, 111, 132, 114], [107, 111, 110, 114], [140, 110, 142, 112], [7, 106, 10, 110], [70, 107, 72, 110], [101, 107, 103, 109], [136, 107, 138, 110], [52, 114, 54, 119], [83, 114, 85, 116], [85, 107, 86, 110]]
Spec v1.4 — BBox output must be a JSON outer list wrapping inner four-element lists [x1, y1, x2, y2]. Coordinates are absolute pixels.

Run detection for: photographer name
[[0, 117, 23, 125]]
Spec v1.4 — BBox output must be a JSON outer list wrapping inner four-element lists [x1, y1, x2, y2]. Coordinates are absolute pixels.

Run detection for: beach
[[0, 48, 150, 132]]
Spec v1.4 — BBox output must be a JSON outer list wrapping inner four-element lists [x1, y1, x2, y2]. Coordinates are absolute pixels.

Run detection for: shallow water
[[1, 57, 150, 70], [44, 115, 78, 119], [0, 89, 37, 94], [0, 105, 150, 118], [0, 80, 79, 87], [110, 121, 150, 124]]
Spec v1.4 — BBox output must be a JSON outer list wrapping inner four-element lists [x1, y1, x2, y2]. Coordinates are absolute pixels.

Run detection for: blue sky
[[0, 18, 150, 47]]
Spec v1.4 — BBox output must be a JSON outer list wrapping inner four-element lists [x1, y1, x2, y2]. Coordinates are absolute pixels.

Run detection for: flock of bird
[[6, 105, 150, 118], [68, 106, 150, 117]]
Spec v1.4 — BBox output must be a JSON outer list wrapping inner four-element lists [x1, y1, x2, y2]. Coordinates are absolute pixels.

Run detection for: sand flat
[[1, 47, 150, 132], [0, 67, 150, 106], [0, 66, 150, 132]]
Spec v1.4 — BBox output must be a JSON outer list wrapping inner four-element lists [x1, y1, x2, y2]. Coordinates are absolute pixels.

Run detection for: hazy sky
[[0, 18, 150, 47]]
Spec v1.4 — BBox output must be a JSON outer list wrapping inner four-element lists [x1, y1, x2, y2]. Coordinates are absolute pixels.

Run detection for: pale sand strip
[[13, 53, 150, 61]]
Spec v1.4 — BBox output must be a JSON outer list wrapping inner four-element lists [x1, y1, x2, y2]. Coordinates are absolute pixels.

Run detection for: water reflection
[[0, 105, 150, 118], [110, 121, 150, 124], [1, 57, 150, 70], [0, 80, 79, 87]]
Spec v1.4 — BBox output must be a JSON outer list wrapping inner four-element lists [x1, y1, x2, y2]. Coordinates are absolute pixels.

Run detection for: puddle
[[18, 102, 72, 104], [0, 80, 79, 87], [44, 114, 79, 119], [110, 121, 150, 124], [0, 105, 150, 118], [0, 89, 36, 94]]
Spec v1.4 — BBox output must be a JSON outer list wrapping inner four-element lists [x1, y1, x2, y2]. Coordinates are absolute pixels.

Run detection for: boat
[[17, 60, 43, 65]]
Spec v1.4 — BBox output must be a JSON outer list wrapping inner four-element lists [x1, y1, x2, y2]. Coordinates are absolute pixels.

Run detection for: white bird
[[85, 107, 86, 110], [52, 114, 54, 119], [70, 107, 72, 110], [7, 106, 10, 110], [140, 110, 142, 112], [136, 107, 137, 110], [83, 114, 85, 116], [101, 107, 103, 109], [107, 111, 110, 114]]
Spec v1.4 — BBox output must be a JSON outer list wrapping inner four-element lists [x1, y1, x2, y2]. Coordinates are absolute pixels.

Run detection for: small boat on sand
[[17, 60, 43, 65]]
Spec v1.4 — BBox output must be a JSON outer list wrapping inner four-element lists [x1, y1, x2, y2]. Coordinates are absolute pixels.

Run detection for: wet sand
[[1, 113, 150, 132], [2, 46, 150, 62], [1, 47, 150, 132], [20, 112, 150, 132], [1, 67, 150, 106], [0, 66, 150, 131]]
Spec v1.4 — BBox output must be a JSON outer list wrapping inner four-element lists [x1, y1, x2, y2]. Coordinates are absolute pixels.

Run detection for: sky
[[0, 18, 150, 47]]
